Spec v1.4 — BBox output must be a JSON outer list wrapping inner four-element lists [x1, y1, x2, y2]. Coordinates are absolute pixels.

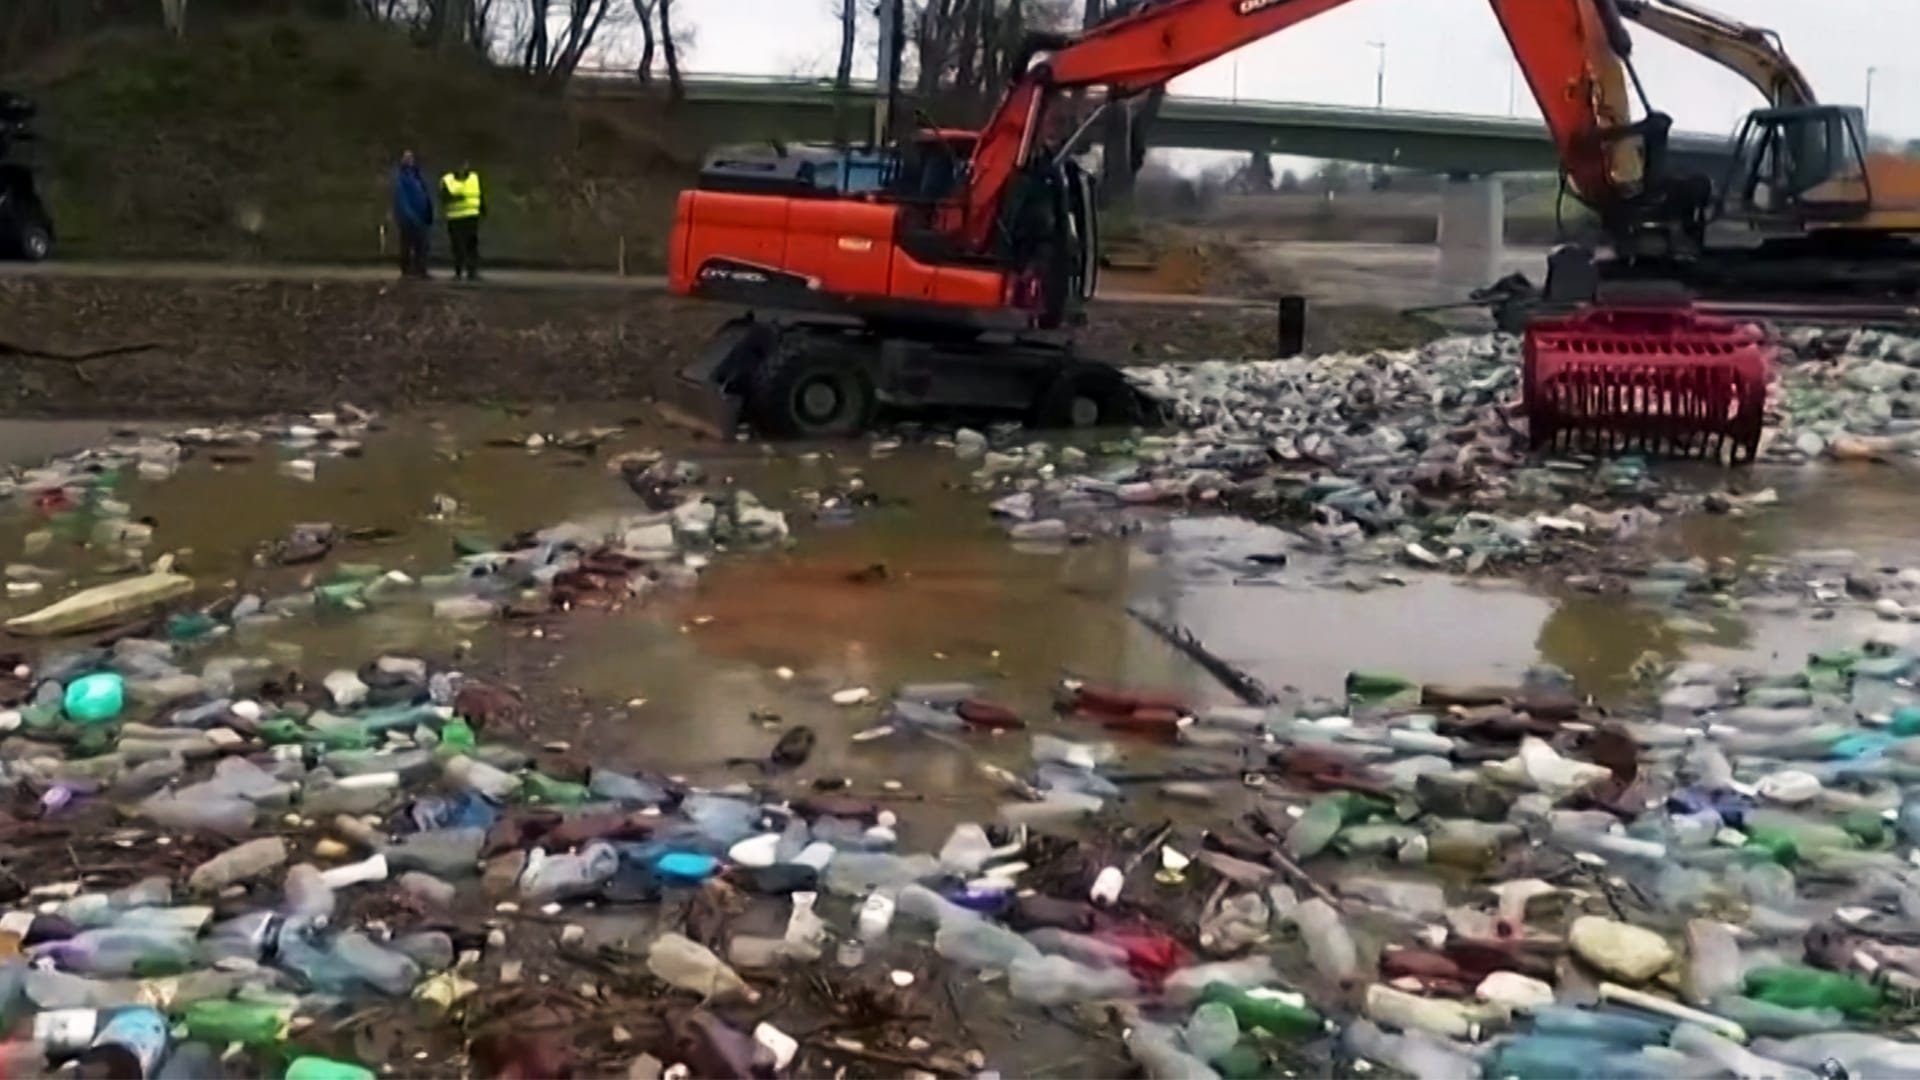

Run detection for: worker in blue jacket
[[391, 149, 434, 279]]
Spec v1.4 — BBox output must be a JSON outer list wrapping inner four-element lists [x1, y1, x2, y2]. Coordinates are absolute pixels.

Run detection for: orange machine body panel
[[669, 189, 1013, 317]]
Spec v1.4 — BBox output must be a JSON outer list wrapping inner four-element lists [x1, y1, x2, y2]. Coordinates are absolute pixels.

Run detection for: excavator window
[[1731, 106, 1872, 224]]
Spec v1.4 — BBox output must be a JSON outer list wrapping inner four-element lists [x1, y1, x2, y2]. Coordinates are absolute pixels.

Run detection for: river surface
[[3, 409, 1919, 1072], [3, 407, 1913, 781]]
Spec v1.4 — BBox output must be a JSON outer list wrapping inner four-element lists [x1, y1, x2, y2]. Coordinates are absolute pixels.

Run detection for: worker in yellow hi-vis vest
[[438, 161, 484, 281]]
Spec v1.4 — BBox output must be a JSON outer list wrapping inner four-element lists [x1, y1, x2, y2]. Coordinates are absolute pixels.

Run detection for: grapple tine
[[1522, 302, 1772, 465]]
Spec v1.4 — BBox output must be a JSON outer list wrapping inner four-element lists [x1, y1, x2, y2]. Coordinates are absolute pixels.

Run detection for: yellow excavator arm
[[1615, 0, 1814, 108]]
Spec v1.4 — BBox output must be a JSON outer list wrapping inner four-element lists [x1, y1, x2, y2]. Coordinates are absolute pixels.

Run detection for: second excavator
[[664, 0, 1907, 461]]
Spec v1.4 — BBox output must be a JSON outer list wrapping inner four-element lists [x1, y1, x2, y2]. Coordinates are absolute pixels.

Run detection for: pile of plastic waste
[[6, 599, 1920, 1077]]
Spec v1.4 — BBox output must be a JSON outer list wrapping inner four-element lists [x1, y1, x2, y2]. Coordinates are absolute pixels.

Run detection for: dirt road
[[0, 260, 1440, 418], [0, 258, 1268, 309]]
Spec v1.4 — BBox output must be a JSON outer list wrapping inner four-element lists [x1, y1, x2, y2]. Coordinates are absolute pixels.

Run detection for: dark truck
[[0, 92, 52, 261]]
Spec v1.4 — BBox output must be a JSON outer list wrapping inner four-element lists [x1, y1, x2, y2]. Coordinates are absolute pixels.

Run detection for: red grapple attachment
[[1522, 305, 1772, 464]]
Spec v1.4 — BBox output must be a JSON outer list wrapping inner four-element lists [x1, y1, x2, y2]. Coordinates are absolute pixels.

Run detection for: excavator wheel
[[749, 341, 875, 438], [1030, 363, 1140, 429]]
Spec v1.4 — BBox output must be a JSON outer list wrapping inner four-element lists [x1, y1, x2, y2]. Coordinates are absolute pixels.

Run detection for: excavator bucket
[[1522, 305, 1772, 464], [652, 317, 774, 440]]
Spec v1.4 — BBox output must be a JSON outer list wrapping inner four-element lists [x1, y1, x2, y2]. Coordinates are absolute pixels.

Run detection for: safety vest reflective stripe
[[441, 173, 482, 219]]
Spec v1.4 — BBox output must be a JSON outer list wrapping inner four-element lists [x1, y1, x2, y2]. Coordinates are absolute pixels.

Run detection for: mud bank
[[0, 274, 1441, 419]]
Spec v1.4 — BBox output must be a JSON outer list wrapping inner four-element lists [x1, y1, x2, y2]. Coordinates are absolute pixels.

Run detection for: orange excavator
[[664, 0, 1902, 457]]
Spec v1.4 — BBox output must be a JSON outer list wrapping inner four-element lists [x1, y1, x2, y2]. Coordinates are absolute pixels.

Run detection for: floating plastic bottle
[[441, 755, 518, 801], [857, 890, 896, 943], [187, 837, 288, 894], [64, 674, 125, 724], [647, 932, 756, 1003], [383, 827, 485, 879], [177, 999, 290, 1047], [519, 843, 619, 901], [1007, 954, 1137, 1005], [1743, 965, 1884, 1019], [782, 892, 827, 961], [78, 1005, 169, 1078], [937, 823, 995, 876], [935, 919, 1040, 970], [134, 792, 255, 838], [1126, 1019, 1220, 1080], [285, 1057, 377, 1080], [33, 926, 197, 977], [1180, 1002, 1241, 1065], [1200, 981, 1322, 1038], [1293, 899, 1357, 983]]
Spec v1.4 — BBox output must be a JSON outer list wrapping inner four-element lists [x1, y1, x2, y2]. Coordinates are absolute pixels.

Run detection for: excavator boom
[[1615, 0, 1814, 108], [961, 0, 1360, 254]]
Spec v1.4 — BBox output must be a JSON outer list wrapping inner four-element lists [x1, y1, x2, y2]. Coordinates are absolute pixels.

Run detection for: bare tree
[[548, 0, 612, 84], [632, 0, 654, 84], [830, 0, 859, 142], [658, 0, 683, 102]]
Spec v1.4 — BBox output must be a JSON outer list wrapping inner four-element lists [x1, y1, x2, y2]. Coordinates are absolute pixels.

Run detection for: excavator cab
[[1725, 104, 1873, 228]]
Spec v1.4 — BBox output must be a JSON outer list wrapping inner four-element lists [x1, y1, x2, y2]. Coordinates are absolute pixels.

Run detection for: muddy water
[[2, 410, 1917, 804]]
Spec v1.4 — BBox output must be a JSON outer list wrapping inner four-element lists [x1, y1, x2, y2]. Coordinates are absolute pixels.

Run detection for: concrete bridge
[[577, 73, 1735, 179]]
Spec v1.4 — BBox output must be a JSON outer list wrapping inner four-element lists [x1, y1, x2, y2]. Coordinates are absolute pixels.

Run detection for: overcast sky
[[659, 0, 1915, 143]]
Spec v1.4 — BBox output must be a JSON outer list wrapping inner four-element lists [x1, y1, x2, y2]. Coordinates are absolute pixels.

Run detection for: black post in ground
[[1277, 295, 1307, 358]]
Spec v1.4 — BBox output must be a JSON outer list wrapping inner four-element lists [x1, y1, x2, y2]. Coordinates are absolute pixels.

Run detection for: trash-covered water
[[5, 325, 1920, 1079]]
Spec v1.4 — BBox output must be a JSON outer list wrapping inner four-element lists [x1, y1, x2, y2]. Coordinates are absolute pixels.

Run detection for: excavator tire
[[749, 342, 875, 438], [1030, 362, 1141, 429]]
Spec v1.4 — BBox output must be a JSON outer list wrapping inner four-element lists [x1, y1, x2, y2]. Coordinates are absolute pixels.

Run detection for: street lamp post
[[1367, 40, 1386, 108], [1865, 66, 1879, 134]]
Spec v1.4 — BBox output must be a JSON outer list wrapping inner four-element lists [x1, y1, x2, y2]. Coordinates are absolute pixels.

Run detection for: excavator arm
[[1615, 0, 1815, 109], [959, 0, 1361, 252]]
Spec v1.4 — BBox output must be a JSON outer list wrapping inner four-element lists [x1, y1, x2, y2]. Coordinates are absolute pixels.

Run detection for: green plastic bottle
[[1199, 982, 1323, 1039], [1216, 1042, 1271, 1080], [435, 717, 476, 756], [1744, 965, 1884, 1019], [1344, 670, 1418, 706], [286, 1056, 376, 1080], [63, 672, 125, 724], [259, 717, 311, 746], [178, 999, 291, 1046], [165, 611, 217, 642], [520, 772, 590, 806], [1741, 827, 1800, 867], [313, 724, 373, 752], [1891, 705, 1920, 736]]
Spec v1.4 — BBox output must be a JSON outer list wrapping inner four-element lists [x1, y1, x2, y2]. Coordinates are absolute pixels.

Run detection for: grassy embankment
[[19, 19, 694, 269]]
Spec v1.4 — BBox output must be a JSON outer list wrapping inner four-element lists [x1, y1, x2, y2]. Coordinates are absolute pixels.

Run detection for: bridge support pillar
[[1436, 173, 1504, 290]]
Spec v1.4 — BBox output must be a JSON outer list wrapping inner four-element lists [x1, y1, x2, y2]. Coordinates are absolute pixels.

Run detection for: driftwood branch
[[0, 339, 166, 363], [1125, 604, 1280, 706]]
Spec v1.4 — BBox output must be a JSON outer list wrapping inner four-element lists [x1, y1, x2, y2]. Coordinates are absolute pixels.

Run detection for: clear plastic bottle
[[1026, 928, 1130, 970], [441, 754, 519, 800], [856, 890, 897, 943], [934, 919, 1040, 970], [1162, 957, 1279, 1004], [32, 926, 198, 977], [782, 891, 827, 961], [1008, 954, 1137, 1005], [1345, 1019, 1480, 1080], [382, 826, 486, 878], [1294, 898, 1357, 983], [1125, 1019, 1221, 1080], [186, 837, 288, 893], [1180, 1002, 1241, 1065], [134, 791, 255, 837], [519, 842, 619, 901], [897, 884, 982, 930], [937, 823, 995, 875], [822, 852, 937, 897], [648, 932, 757, 1003]]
